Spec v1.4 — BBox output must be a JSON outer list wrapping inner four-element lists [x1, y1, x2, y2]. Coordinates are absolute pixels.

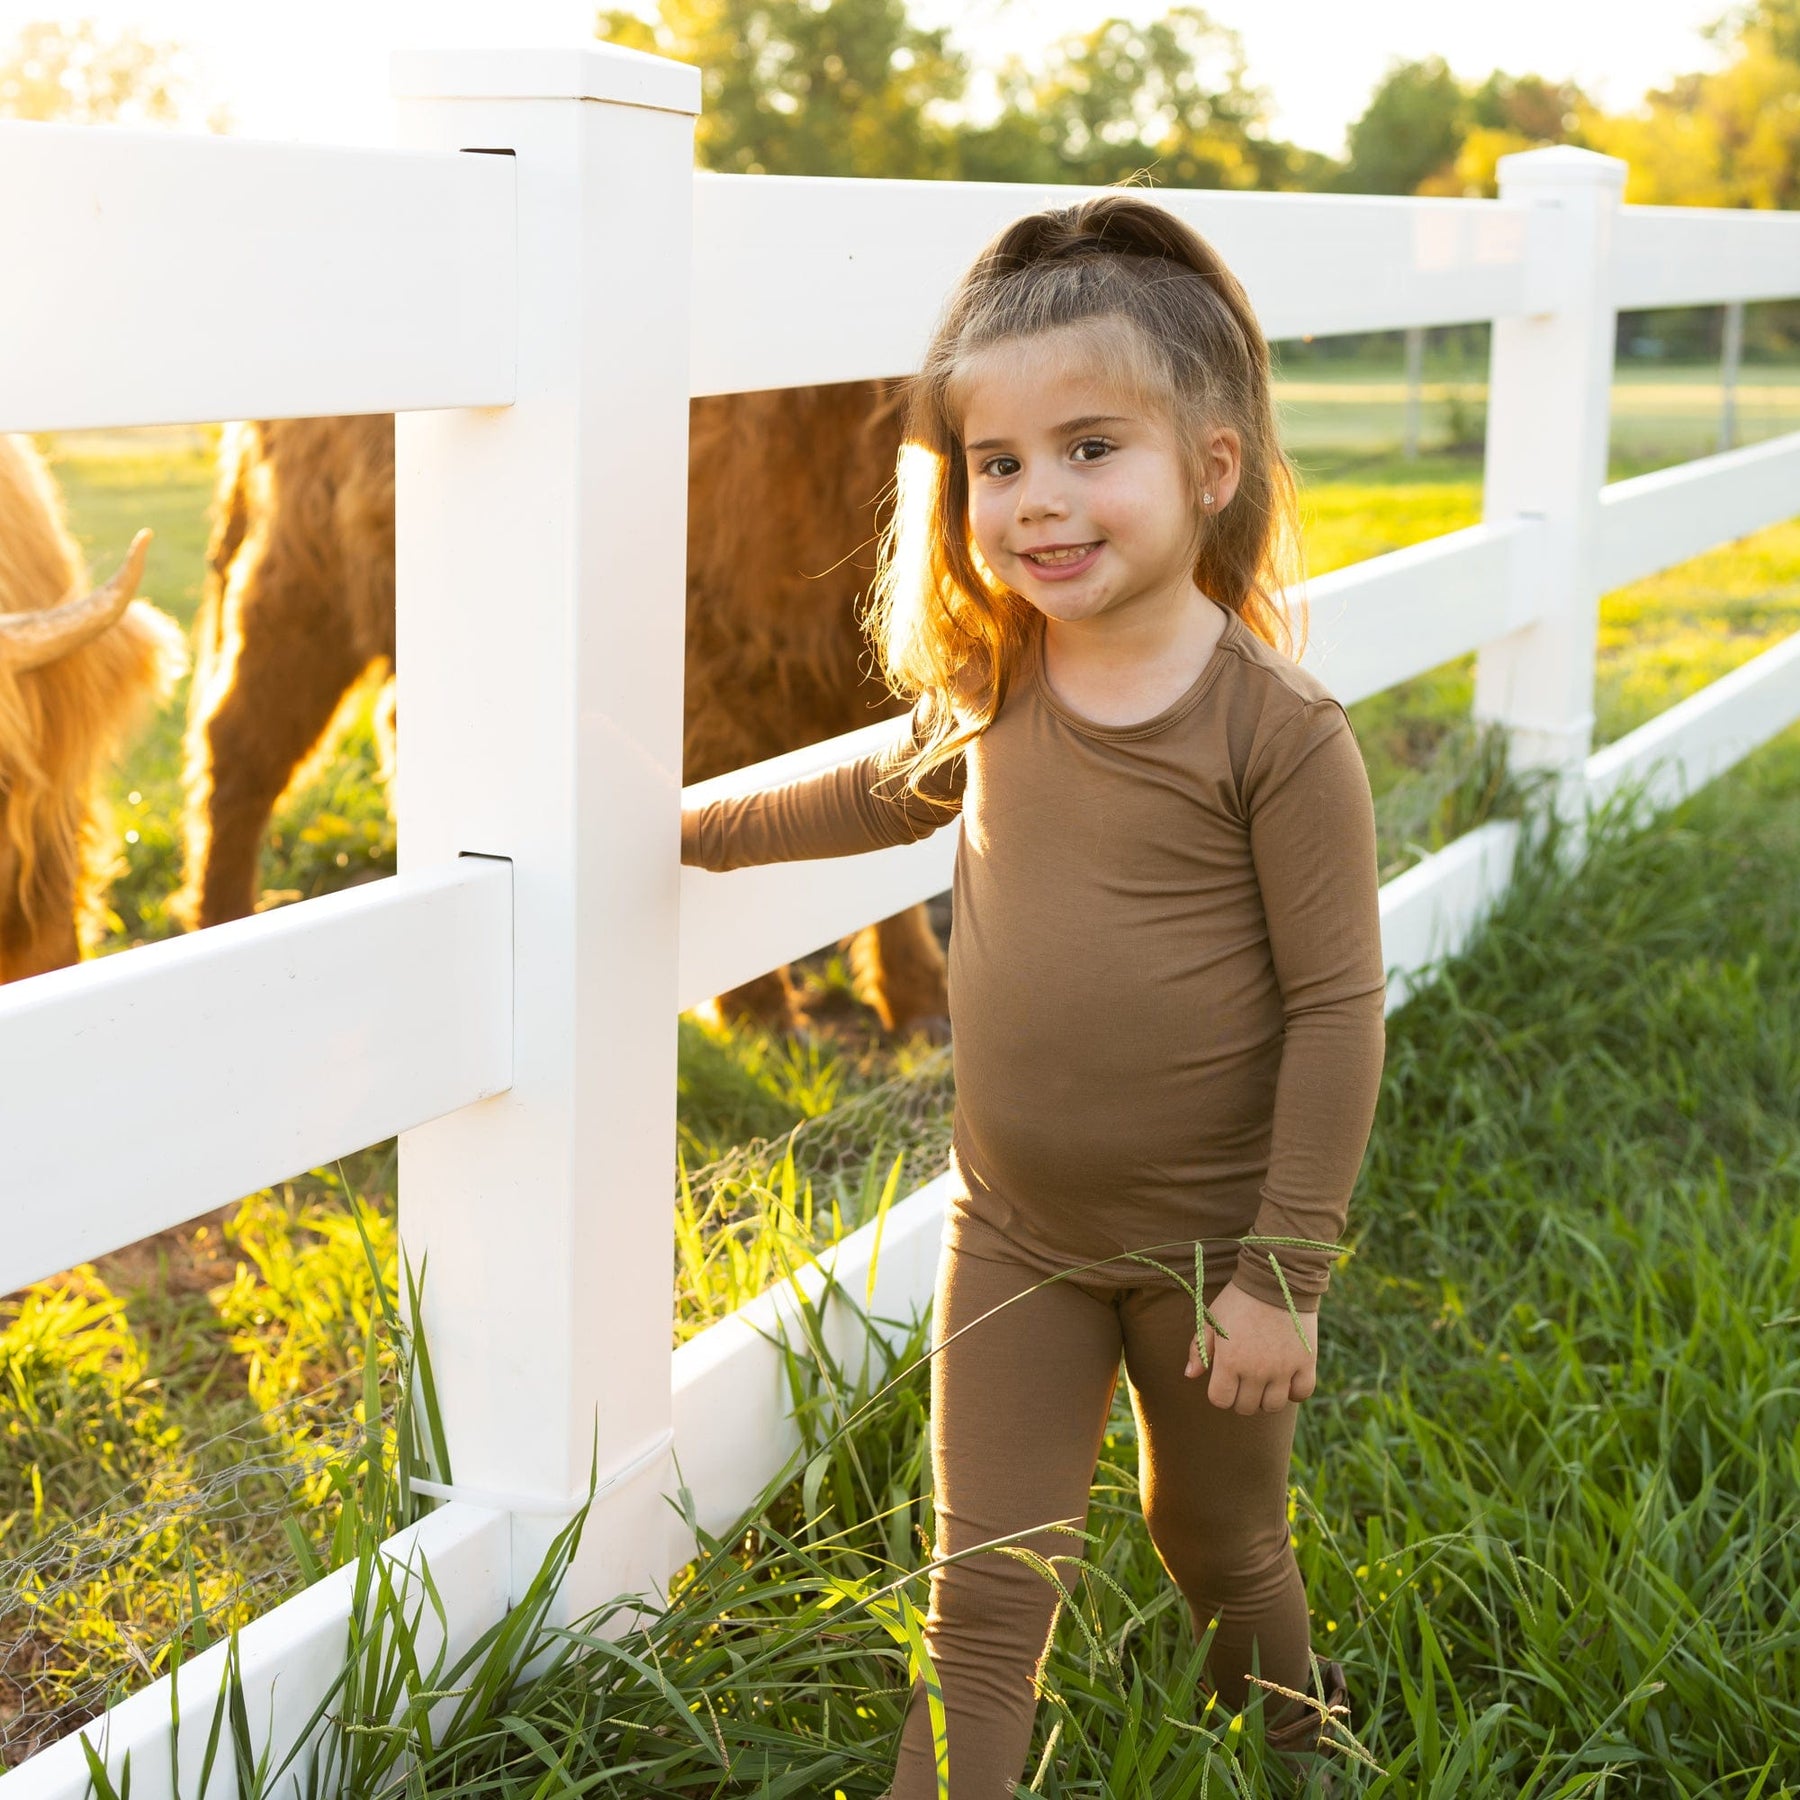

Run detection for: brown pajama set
[[682, 605, 1387, 1796]]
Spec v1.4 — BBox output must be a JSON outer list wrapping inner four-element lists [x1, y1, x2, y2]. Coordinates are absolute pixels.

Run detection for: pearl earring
[[1202, 490, 1215, 506]]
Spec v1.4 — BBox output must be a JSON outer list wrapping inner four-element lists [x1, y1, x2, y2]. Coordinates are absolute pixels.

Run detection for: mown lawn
[[4, 405, 1798, 1788]]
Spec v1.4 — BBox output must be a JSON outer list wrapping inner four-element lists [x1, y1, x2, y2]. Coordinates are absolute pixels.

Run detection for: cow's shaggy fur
[[0, 435, 185, 982], [177, 384, 950, 1035]]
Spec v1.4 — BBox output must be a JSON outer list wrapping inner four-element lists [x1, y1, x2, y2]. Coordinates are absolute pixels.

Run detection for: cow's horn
[[0, 529, 153, 673]]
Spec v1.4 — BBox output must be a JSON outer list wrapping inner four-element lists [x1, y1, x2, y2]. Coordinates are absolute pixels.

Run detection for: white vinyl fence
[[2, 39, 1799, 1800]]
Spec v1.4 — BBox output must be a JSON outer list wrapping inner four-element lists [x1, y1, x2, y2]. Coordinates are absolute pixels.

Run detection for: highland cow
[[178, 385, 950, 1037], [0, 435, 186, 983]]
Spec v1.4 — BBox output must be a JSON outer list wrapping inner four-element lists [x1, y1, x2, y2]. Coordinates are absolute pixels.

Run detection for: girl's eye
[[1072, 438, 1114, 463], [979, 454, 1020, 478]]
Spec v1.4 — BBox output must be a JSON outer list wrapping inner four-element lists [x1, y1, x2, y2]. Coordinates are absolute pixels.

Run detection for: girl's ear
[[1203, 424, 1244, 512]]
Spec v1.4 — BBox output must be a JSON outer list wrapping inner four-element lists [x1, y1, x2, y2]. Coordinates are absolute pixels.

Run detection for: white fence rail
[[0, 858, 513, 1295], [690, 175, 1538, 393], [1611, 202, 1800, 308], [1586, 630, 1800, 817], [0, 122, 515, 431], [2, 44, 1799, 1800], [1597, 427, 1800, 591]]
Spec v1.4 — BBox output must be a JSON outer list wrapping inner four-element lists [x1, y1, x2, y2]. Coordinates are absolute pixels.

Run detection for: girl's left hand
[[1184, 1281, 1318, 1414]]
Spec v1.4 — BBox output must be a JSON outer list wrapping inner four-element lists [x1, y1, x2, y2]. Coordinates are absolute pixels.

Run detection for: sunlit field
[[4, 363, 1799, 1789], [1276, 363, 1800, 463]]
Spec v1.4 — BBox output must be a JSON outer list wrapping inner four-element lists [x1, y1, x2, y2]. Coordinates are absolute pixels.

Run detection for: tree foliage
[[1710, 0, 1800, 62], [602, 0, 1800, 211], [599, 0, 966, 176], [0, 19, 217, 128], [957, 7, 1325, 190], [1334, 56, 1590, 198], [597, 0, 1327, 189], [1335, 55, 1467, 195], [1581, 15, 1800, 207], [1335, 12, 1800, 208]]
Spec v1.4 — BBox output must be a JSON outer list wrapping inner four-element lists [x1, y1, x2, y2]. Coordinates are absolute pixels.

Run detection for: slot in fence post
[[1475, 146, 1627, 831], [390, 43, 700, 1622]]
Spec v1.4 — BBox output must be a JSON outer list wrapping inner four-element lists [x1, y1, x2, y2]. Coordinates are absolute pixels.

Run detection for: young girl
[[682, 193, 1385, 1795]]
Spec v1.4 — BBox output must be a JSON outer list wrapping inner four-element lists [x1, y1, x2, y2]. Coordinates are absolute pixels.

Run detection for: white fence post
[[1719, 297, 1745, 452], [389, 44, 699, 1620], [1475, 146, 1627, 811], [1402, 322, 1424, 460]]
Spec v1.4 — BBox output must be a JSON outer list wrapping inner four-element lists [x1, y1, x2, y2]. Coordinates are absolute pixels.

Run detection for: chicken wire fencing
[[0, 1037, 959, 1768], [671, 1036, 957, 1341], [0, 1372, 378, 1767]]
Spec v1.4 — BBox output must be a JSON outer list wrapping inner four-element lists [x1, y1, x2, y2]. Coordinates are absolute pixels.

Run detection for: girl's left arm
[[1237, 697, 1388, 1314]]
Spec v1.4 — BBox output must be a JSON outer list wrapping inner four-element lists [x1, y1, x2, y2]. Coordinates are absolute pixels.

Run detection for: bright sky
[[1, 0, 1733, 155]]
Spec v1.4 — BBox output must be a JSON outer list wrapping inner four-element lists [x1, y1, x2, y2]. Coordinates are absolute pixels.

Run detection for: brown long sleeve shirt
[[682, 606, 1387, 1312]]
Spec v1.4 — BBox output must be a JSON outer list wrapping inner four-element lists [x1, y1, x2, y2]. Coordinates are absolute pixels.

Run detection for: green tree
[[960, 8, 1257, 187], [600, 0, 1330, 190], [1333, 58, 1590, 198], [0, 19, 219, 128], [1468, 70, 1587, 142], [598, 0, 966, 176], [1431, 71, 1591, 197], [1335, 55, 1466, 194], [959, 6, 1325, 191]]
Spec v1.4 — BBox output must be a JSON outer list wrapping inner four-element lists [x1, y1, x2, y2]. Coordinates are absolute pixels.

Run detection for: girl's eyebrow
[[963, 414, 1132, 453]]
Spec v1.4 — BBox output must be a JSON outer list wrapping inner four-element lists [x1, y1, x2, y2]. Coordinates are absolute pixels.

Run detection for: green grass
[[0, 1155, 398, 1760], [429, 734, 1799, 1796], [5, 405, 1800, 1785], [54, 727, 1799, 1797]]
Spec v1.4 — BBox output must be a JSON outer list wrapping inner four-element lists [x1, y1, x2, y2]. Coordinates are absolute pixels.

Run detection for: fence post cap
[[1494, 144, 1627, 190], [390, 44, 701, 116]]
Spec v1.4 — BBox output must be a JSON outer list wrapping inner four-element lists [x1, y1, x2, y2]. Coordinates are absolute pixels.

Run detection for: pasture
[[4, 366, 1800, 1787]]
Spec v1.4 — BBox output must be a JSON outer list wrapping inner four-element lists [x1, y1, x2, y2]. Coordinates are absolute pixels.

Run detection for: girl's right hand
[[1184, 1281, 1319, 1414]]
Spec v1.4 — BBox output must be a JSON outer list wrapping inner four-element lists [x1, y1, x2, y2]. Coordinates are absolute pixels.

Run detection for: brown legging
[[885, 1224, 1315, 1798]]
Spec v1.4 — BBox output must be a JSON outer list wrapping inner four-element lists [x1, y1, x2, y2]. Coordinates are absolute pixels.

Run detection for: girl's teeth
[[1027, 545, 1094, 565]]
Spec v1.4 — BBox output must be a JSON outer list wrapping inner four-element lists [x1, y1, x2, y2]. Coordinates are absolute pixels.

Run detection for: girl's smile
[[1017, 540, 1103, 578]]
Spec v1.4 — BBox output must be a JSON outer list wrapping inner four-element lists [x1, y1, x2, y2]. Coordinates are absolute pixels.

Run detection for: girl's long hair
[[862, 190, 1305, 799]]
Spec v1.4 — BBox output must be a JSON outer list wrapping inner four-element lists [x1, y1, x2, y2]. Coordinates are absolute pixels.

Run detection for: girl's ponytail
[[975, 192, 1244, 297]]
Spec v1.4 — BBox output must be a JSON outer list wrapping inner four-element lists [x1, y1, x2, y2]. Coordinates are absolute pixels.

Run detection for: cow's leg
[[178, 567, 369, 929], [849, 905, 950, 1041], [0, 843, 80, 983], [710, 966, 804, 1032]]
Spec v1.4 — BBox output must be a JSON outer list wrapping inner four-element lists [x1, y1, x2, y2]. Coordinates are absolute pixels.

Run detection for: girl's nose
[[1015, 472, 1068, 523]]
